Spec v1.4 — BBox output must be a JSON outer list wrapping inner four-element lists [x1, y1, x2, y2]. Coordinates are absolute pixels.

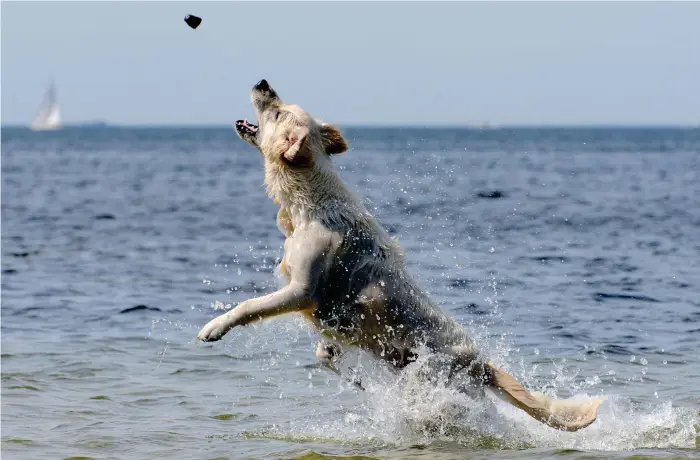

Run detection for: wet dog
[[196, 79, 603, 431]]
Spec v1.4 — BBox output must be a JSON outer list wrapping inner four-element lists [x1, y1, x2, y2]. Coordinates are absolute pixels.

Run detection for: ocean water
[[1, 126, 699, 460]]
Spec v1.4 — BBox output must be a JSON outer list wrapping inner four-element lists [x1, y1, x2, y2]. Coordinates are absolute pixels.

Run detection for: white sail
[[31, 82, 62, 131]]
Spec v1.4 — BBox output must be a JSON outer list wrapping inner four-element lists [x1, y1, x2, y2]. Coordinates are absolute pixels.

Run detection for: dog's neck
[[264, 160, 365, 229]]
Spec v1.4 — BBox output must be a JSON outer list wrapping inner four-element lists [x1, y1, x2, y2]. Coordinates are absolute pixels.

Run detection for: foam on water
[[194, 241, 699, 454], [247, 317, 697, 453]]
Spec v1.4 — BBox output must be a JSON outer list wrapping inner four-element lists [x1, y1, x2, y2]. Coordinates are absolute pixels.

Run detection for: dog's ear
[[282, 126, 310, 164], [320, 123, 348, 155]]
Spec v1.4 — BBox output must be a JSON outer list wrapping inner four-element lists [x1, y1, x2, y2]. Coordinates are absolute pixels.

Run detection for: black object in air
[[184, 15, 202, 29]]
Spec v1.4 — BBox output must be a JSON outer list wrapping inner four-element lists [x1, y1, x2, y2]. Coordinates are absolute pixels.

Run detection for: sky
[[2, 1, 699, 126]]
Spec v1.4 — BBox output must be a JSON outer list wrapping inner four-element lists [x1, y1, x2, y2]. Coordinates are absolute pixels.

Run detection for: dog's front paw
[[196, 315, 235, 342]]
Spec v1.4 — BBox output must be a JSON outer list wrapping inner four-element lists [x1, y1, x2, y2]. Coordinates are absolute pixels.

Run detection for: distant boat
[[31, 82, 62, 131]]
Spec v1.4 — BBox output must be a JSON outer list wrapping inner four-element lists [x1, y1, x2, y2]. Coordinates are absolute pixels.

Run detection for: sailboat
[[31, 82, 62, 131]]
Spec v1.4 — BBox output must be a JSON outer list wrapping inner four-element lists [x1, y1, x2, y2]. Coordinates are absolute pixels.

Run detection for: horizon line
[[2, 123, 699, 130]]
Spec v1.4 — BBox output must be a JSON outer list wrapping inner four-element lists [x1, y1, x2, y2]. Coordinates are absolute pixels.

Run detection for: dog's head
[[235, 79, 348, 167]]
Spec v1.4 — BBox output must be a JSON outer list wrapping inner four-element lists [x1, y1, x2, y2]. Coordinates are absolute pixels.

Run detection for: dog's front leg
[[196, 282, 314, 342], [197, 227, 332, 342]]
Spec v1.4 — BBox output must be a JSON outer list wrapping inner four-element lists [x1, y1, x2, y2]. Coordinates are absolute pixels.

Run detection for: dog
[[196, 79, 604, 432]]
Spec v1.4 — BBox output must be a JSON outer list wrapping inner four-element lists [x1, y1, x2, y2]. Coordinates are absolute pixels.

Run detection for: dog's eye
[[271, 110, 280, 121]]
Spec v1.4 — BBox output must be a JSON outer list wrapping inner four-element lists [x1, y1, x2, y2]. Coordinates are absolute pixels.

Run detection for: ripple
[[93, 213, 116, 220], [119, 305, 162, 314], [593, 292, 661, 303], [476, 190, 507, 199]]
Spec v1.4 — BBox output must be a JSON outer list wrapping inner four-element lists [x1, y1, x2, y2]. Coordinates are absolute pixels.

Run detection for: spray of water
[[184, 206, 698, 453], [256, 336, 697, 452]]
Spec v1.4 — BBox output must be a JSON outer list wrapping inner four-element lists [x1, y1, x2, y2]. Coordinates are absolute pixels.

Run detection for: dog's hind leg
[[446, 344, 603, 431], [315, 341, 364, 390], [444, 345, 603, 431], [315, 341, 341, 372], [482, 363, 604, 431]]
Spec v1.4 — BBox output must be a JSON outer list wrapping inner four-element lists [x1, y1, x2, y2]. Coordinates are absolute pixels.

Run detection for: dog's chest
[[310, 296, 417, 367], [277, 234, 296, 282], [313, 282, 406, 346], [278, 252, 291, 281]]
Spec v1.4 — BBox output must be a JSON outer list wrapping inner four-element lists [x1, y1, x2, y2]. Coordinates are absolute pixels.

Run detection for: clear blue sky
[[2, 1, 699, 126]]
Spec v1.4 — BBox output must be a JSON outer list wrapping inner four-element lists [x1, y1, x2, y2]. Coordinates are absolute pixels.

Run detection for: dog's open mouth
[[235, 119, 259, 136]]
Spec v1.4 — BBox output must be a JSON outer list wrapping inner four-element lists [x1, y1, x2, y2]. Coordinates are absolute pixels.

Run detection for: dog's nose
[[254, 79, 270, 91]]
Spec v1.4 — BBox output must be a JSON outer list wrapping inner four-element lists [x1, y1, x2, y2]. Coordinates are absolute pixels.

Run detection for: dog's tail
[[481, 362, 605, 432]]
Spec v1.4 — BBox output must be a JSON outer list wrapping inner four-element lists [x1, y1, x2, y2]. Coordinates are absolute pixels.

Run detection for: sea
[[1, 126, 699, 459]]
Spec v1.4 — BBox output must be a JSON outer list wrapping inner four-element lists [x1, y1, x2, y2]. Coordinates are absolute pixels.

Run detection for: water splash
[[258, 341, 697, 452]]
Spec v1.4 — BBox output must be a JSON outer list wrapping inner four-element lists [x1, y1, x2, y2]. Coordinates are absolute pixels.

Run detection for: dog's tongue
[[234, 119, 259, 132], [237, 119, 258, 130]]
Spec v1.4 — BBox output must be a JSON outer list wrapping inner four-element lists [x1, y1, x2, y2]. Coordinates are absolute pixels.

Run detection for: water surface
[[2, 126, 699, 459]]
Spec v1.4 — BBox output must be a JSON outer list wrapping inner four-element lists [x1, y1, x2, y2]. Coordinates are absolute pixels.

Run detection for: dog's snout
[[251, 79, 279, 108], [254, 79, 270, 92]]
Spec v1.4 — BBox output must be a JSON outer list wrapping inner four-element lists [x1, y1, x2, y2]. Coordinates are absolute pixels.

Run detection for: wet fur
[[196, 80, 604, 432]]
